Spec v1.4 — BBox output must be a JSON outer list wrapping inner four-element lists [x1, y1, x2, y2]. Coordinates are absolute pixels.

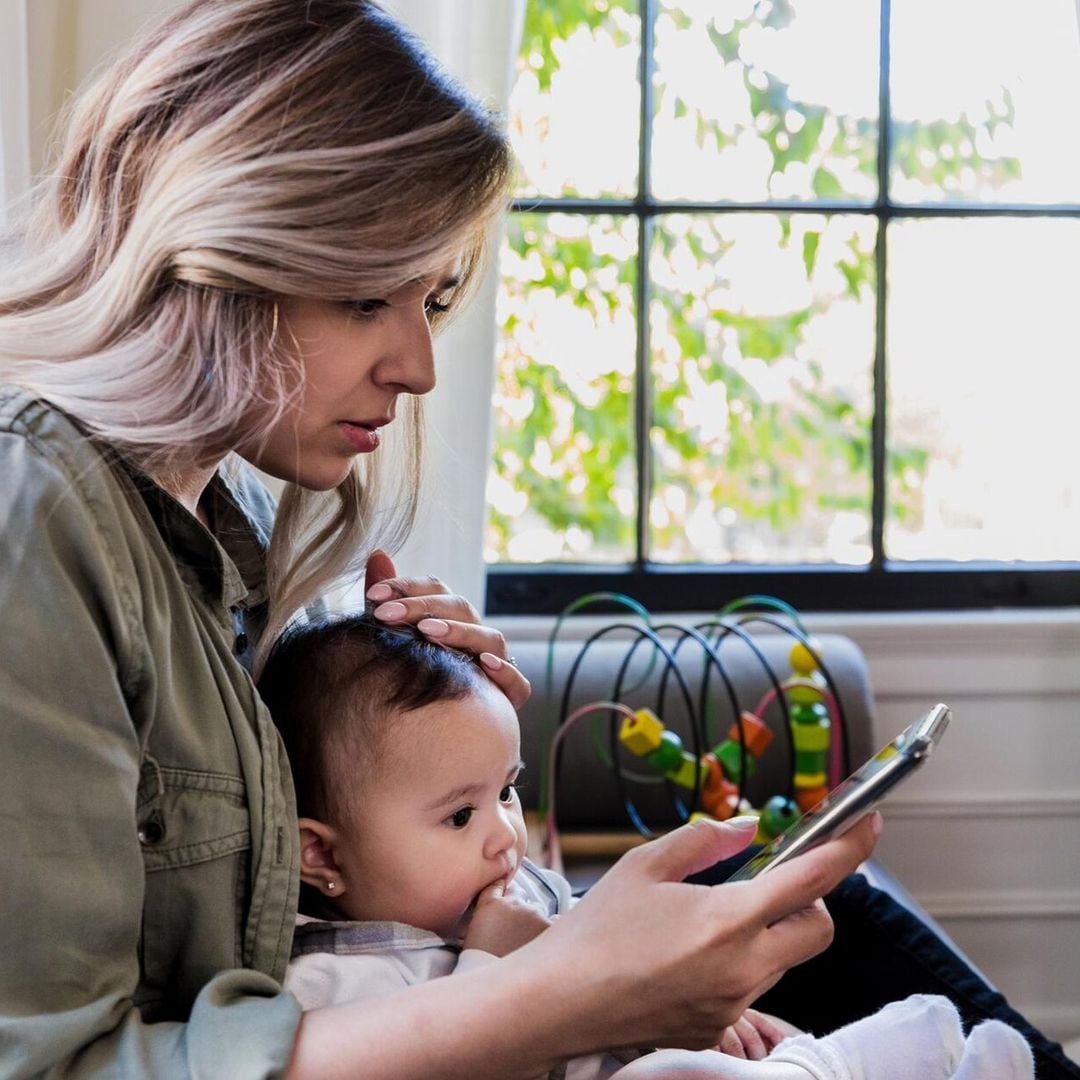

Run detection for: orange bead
[[727, 711, 774, 758], [796, 785, 830, 813], [701, 777, 739, 819]]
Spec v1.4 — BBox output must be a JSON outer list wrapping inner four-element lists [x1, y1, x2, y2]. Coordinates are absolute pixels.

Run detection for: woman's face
[[243, 263, 459, 490]]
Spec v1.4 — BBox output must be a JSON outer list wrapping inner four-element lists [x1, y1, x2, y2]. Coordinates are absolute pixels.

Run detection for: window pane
[[886, 218, 1080, 560], [487, 213, 639, 564], [891, 0, 1080, 204], [649, 213, 876, 564], [510, 1, 641, 199], [651, 0, 879, 203]]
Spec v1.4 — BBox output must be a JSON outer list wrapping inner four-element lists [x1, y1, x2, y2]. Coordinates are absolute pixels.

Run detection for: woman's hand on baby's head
[[364, 550, 531, 709], [461, 880, 552, 958]]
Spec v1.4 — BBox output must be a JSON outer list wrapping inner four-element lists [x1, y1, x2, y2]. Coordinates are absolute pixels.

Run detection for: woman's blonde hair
[[0, 0, 513, 672]]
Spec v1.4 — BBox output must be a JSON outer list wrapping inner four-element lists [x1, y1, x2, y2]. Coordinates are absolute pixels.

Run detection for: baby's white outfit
[[767, 994, 1033, 1080]]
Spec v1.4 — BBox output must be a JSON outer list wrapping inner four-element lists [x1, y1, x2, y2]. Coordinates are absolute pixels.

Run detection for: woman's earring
[[326, 881, 336, 892]]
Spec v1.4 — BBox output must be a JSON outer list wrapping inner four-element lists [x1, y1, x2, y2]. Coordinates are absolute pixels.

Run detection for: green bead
[[646, 729, 683, 773], [788, 701, 828, 726], [795, 749, 827, 775], [714, 739, 757, 784], [760, 795, 801, 839]]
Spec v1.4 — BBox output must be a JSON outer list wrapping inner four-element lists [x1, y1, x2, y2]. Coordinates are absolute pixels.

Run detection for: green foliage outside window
[[487, 0, 1021, 567]]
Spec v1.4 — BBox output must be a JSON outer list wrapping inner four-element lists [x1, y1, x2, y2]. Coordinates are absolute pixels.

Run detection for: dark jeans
[[688, 858, 1080, 1080]]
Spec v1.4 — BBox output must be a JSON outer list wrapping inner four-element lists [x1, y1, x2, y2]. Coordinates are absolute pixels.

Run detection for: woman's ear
[[298, 817, 348, 899]]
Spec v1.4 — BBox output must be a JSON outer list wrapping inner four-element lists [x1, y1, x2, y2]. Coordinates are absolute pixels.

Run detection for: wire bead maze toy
[[537, 593, 851, 874]]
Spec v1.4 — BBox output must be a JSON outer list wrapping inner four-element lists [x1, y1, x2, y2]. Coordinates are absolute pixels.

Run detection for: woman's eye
[[346, 298, 388, 317], [448, 807, 473, 829], [424, 295, 452, 316]]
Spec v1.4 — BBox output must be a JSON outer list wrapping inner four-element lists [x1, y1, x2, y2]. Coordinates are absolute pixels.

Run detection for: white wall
[[846, 610, 1080, 1042], [495, 608, 1080, 1042]]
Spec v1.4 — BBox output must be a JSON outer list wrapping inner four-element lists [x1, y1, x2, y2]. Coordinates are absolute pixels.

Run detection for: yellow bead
[[789, 638, 823, 676], [794, 771, 828, 789], [619, 707, 665, 756]]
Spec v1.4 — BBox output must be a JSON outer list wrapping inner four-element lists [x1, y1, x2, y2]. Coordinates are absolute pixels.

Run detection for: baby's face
[[331, 680, 528, 936]]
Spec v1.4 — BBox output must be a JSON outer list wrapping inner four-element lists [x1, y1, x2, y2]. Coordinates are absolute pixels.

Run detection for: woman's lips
[[337, 421, 380, 453]]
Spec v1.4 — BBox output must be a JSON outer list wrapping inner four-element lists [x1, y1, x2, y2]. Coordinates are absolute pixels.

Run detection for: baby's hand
[[461, 880, 552, 957], [715, 1009, 800, 1060]]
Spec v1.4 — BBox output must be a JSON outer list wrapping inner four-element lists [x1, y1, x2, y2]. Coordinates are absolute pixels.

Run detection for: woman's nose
[[378, 304, 436, 396]]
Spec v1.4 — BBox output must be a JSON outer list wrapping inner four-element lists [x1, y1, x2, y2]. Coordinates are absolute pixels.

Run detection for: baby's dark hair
[[257, 612, 485, 825]]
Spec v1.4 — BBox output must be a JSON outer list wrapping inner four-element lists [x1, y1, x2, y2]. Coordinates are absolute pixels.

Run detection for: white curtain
[[0, 0, 32, 215], [0, 0, 526, 612], [0, 0, 182, 216], [380, 0, 526, 611]]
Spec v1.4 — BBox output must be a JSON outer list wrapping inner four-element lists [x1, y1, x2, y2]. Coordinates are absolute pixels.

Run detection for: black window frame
[[486, 0, 1080, 617]]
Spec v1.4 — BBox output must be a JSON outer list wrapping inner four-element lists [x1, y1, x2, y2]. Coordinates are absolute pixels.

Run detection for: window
[[485, 0, 1080, 615]]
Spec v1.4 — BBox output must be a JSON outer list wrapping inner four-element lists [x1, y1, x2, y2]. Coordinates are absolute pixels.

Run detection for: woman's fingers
[[362, 551, 531, 708], [748, 812, 881, 929], [476, 650, 532, 710], [363, 548, 398, 592], [634, 816, 760, 883]]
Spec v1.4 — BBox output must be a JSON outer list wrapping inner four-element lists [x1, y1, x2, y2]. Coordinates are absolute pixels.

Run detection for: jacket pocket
[[136, 763, 251, 1019]]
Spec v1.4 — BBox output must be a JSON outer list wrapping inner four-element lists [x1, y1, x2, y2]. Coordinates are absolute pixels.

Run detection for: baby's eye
[[499, 784, 517, 804], [345, 298, 388, 317], [448, 806, 473, 829]]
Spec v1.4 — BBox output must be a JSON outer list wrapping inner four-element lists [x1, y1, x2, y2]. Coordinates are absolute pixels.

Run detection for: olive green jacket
[[0, 388, 301, 1077]]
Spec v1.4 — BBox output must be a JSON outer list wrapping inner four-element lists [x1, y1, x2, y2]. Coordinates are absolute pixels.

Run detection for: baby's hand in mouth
[[461, 874, 552, 958]]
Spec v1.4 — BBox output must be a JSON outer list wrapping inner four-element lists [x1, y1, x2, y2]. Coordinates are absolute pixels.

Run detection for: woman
[[0, 1, 878, 1076]]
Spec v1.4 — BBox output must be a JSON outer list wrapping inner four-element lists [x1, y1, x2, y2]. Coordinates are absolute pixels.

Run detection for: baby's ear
[[298, 817, 347, 899]]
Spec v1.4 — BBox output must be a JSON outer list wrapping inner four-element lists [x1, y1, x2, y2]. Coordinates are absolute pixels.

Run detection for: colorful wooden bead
[[715, 738, 757, 784], [668, 751, 708, 791], [795, 750, 827, 776], [792, 722, 831, 752], [759, 794, 801, 839], [727, 711, 774, 758], [789, 638, 824, 677], [619, 707, 665, 756], [786, 679, 826, 706], [701, 777, 739, 819], [796, 784, 830, 813], [788, 701, 827, 726], [646, 729, 683, 772]]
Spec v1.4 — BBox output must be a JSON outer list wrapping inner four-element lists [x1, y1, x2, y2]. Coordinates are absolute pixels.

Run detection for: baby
[[258, 613, 1034, 1080]]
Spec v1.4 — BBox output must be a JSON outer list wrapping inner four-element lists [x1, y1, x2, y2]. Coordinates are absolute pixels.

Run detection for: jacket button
[[138, 819, 164, 845]]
